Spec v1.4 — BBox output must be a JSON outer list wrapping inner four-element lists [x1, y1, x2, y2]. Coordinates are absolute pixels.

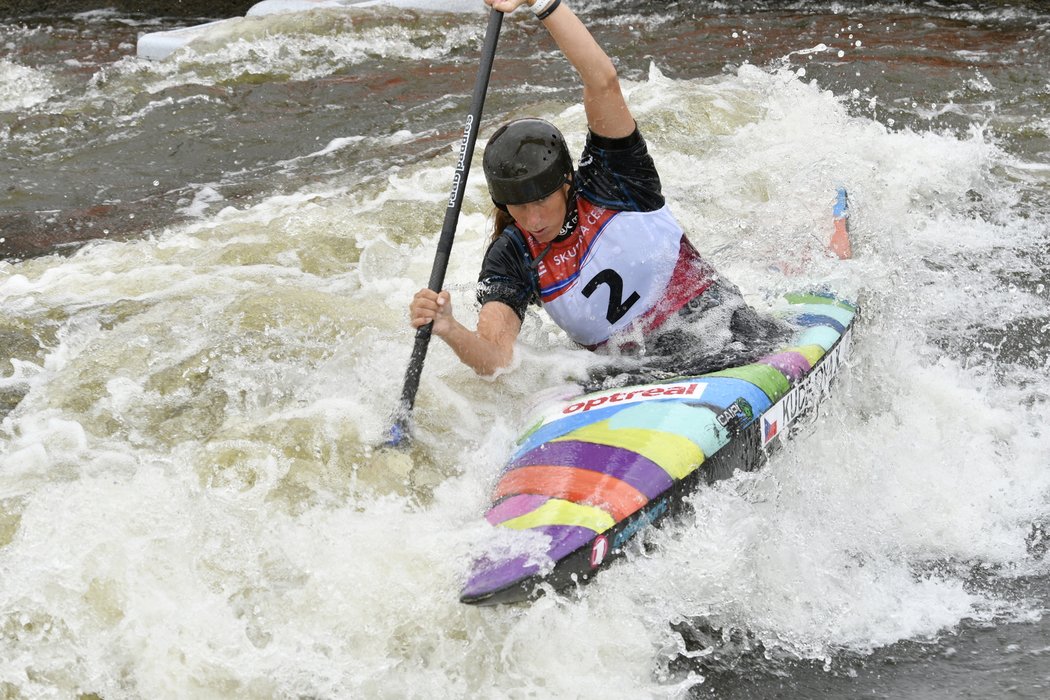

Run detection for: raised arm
[[486, 0, 636, 138]]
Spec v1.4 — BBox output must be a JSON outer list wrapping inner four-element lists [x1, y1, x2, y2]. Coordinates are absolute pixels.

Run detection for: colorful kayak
[[460, 192, 857, 606]]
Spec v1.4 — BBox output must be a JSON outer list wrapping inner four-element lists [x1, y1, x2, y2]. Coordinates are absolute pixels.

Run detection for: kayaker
[[409, 0, 784, 384]]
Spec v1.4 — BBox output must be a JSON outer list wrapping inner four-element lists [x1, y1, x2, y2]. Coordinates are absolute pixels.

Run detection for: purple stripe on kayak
[[462, 553, 537, 600], [506, 440, 674, 500], [485, 494, 550, 526], [759, 351, 811, 381], [462, 525, 595, 599], [542, 524, 597, 560]]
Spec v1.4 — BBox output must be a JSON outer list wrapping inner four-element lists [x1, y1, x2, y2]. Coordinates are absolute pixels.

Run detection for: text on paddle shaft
[[447, 115, 474, 208]]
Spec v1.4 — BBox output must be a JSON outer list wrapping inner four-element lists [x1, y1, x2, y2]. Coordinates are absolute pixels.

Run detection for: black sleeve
[[574, 127, 665, 212], [476, 227, 538, 322]]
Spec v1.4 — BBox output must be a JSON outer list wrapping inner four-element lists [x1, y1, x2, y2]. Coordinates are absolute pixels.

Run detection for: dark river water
[[1, 1, 1048, 698]]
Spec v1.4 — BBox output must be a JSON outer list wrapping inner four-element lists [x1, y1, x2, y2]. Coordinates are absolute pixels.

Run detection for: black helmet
[[483, 118, 573, 207]]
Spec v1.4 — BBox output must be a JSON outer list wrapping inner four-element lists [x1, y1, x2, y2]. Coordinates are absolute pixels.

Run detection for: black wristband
[[536, 0, 561, 21]]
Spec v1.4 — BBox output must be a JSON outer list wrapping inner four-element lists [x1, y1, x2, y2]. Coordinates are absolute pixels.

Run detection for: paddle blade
[[383, 406, 412, 450], [830, 187, 853, 260]]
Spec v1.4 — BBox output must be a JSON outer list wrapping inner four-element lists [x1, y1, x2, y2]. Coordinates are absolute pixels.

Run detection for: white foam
[[177, 185, 225, 218], [0, 60, 53, 111], [138, 0, 484, 60]]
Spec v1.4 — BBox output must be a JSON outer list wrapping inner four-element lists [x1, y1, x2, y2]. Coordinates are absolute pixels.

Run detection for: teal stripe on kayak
[[512, 381, 753, 461], [707, 363, 791, 402], [513, 402, 635, 459], [789, 303, 855, 327], [784, 292, 857, 312], [606, 402, 731, 460], [682, 376, 773, 417], [795, 325, 842, 351]]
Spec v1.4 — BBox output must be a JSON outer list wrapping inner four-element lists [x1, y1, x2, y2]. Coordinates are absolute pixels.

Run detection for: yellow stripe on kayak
[[501, 498, 616, 533], [553, 421, 704, 481], [784, 343, 826, 367]]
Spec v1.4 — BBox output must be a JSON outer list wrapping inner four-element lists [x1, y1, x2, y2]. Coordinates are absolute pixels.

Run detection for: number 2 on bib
[[582, 269, 640, 324]]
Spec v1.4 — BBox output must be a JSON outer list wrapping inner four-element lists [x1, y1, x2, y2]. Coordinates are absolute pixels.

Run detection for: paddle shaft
[[388, 9, 503, 445]]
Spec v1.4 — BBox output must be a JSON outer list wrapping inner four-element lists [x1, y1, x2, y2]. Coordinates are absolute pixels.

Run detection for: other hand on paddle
[[408, 287, 520, 377]]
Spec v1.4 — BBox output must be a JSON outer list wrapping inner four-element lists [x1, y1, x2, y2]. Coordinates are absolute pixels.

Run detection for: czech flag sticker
[[763, 417, 779, 443]]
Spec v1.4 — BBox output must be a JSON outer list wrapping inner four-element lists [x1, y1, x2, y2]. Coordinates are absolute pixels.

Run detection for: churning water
[[1, 1, 1048, 697]]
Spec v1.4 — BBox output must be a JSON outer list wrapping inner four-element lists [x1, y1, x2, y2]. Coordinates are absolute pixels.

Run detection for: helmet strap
[[528, 178, 576, 271], [556, 177, 579, 240]]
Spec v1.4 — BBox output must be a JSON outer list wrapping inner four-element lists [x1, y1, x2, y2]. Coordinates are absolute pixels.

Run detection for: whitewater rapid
[[1, 3, 1048, 697]]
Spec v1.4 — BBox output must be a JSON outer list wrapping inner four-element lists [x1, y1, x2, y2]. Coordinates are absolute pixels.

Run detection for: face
[[506, 183, 571, 243]]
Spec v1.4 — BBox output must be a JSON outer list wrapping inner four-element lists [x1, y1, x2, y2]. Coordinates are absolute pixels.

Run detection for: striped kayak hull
[[461, 291, 858, 605]]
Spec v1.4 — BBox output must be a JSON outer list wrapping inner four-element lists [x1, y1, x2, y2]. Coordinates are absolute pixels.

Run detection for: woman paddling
[[409, 0, 784, 386]]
